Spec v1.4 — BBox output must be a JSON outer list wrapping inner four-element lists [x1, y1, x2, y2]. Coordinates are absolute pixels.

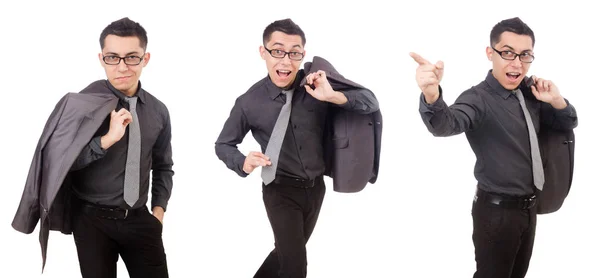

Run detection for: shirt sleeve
[[540, 98, 578, 131], [215, 97, 251, 177], [418, 86, 486, 137], [69, 136, 107, 171], [337, 88, 379, 114], [151, 107, 175, 212]]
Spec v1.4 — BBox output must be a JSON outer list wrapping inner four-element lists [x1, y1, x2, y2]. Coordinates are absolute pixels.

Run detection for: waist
[[475, 188, 537, 210], [75, 198, 147, 220], [270, 175, 323, 188]]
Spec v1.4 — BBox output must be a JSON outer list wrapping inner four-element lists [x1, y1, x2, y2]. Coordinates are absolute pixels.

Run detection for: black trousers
[[471, 191, 537, 278], [72, 200, 168, 278], [254, 176, 326, 278]]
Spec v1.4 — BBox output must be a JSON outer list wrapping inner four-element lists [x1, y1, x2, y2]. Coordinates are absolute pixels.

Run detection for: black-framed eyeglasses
[[264, 46, 304, 61], [491, 47, 534, 63], [102, 54, 145, 65]]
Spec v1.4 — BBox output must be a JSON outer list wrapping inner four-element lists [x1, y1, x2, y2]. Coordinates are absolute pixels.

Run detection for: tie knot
[[282, 89, 293, 103], [125, 96, 138, 110]]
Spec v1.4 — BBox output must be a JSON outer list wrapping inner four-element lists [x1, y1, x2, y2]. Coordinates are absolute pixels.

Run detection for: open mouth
[[506, 72, 521, 82], [276, 70, 291, 78]]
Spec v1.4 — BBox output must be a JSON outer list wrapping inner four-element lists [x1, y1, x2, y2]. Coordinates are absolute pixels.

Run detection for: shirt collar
[[484, 69, 515, 100], [105, 80, 146, 103], [265, 70, 304, 100]]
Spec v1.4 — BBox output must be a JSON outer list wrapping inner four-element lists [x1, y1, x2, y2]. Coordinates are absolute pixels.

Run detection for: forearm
[[151, 167, 174, 212], [419, 87, 481, 137], [70, 136, 107, 171], [541, 98, 578, 130], [215, 143, 248, 177]]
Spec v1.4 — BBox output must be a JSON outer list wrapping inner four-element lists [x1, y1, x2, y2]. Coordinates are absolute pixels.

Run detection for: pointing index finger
[[409, 52, 431, 65]]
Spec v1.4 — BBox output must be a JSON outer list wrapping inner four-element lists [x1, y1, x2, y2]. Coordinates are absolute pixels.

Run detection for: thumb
[[531, 85, 541, 100], [304, 84, 315, 94], [435, 61, 444, 70]]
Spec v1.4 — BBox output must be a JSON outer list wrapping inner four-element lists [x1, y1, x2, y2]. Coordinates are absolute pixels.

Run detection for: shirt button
[[294, 124, 297, 129], [299, 146, 303, 150]]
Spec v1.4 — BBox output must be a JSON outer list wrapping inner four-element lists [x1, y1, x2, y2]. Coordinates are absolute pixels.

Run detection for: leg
[[303, 179, 326, 245], [72, 209, 119, 278], [510, 209, 537, 278], [255, 184, 310, 278], [471, 200, 523, 278], [119, 209, 168, 278]]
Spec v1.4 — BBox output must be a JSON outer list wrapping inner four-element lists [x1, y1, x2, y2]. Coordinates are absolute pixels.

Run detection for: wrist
[[550, 96, 567, 109], [424, 93, 440, 104], [329, 91, 348, 105], [100, 134, 117, 149]]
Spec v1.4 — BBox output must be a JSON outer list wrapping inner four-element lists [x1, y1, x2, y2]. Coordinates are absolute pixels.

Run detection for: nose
[[117, 59, 129, 72], [509, 57, 523, 68], [279, 54, 292, 66]]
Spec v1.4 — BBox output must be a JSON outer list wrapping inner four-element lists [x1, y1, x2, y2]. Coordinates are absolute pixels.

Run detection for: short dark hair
[[99, 17, 148, 50], [262, 18, 306, 46], [490, 17, 535, 47]]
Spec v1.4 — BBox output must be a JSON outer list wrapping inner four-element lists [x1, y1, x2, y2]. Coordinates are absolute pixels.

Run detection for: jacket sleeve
[[12, 93, 70, 234]]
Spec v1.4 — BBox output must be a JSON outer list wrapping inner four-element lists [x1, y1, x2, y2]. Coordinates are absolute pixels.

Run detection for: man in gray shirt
[[411, 17, 577, 278], [215, 18, 378, 278], [68, 17, 174, 278]]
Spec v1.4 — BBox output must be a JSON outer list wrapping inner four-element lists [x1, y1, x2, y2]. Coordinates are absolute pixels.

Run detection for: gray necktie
[[261, 89, 294, 185], [515, 89, 545, 190], [123, 97, 141, 206]]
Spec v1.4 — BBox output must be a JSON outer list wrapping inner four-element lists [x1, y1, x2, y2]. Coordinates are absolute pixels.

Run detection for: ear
[[142, 52, 151, 67], [98, 53, 104, 65], [259, 45, 266, 60], [485, 46, 493, 61]]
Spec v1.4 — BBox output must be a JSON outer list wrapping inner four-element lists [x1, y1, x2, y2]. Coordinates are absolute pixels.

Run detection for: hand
[[409, 52, 444, 104], [243, 151, 271, 174], [152, 206, 164, 224], [101, 108, 133, 149], [304, 70, 347, 105], [530, 75, 567, 109]]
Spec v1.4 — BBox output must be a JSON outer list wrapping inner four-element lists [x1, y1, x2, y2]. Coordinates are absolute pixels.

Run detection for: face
[[260, 31, 305, 89], [99, 35, 150, 96], [486, 31, 534, 90]]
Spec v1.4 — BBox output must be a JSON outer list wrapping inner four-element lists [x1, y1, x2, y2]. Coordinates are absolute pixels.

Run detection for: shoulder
[[141, 89, 171, 117], [234, 76, 270, 106]]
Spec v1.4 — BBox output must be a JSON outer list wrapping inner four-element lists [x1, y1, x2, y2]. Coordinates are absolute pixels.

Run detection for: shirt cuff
[[90, 136, 108, 155], [554, 98, 576, 117], [151, 198, 168, 212], [235, 154, 249, 177], [337, 91, 355, 109], [419, 86, 445, 113]]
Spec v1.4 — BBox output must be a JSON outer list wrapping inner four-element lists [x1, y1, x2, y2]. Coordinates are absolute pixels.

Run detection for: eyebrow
[[104, 51, 142, 56], [269, 42, 303, 50], [500, 45, 532, 52]]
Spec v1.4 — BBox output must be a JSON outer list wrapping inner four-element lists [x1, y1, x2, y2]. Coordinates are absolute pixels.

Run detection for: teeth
[[508, 73, 519, 76], [278, 70, 290, 73]]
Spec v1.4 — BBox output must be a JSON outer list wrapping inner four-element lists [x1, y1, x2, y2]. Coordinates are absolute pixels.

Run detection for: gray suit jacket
[[301, 56, 383, 193], [12, 80, 118, 270]]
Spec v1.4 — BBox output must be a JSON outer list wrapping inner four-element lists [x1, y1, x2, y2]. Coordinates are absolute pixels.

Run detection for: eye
[[105, 55, 119, 61], [273, 50, 284, 54]]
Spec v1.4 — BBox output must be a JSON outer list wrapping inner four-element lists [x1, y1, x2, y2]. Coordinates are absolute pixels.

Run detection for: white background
[[1, 0, 598, 277]]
